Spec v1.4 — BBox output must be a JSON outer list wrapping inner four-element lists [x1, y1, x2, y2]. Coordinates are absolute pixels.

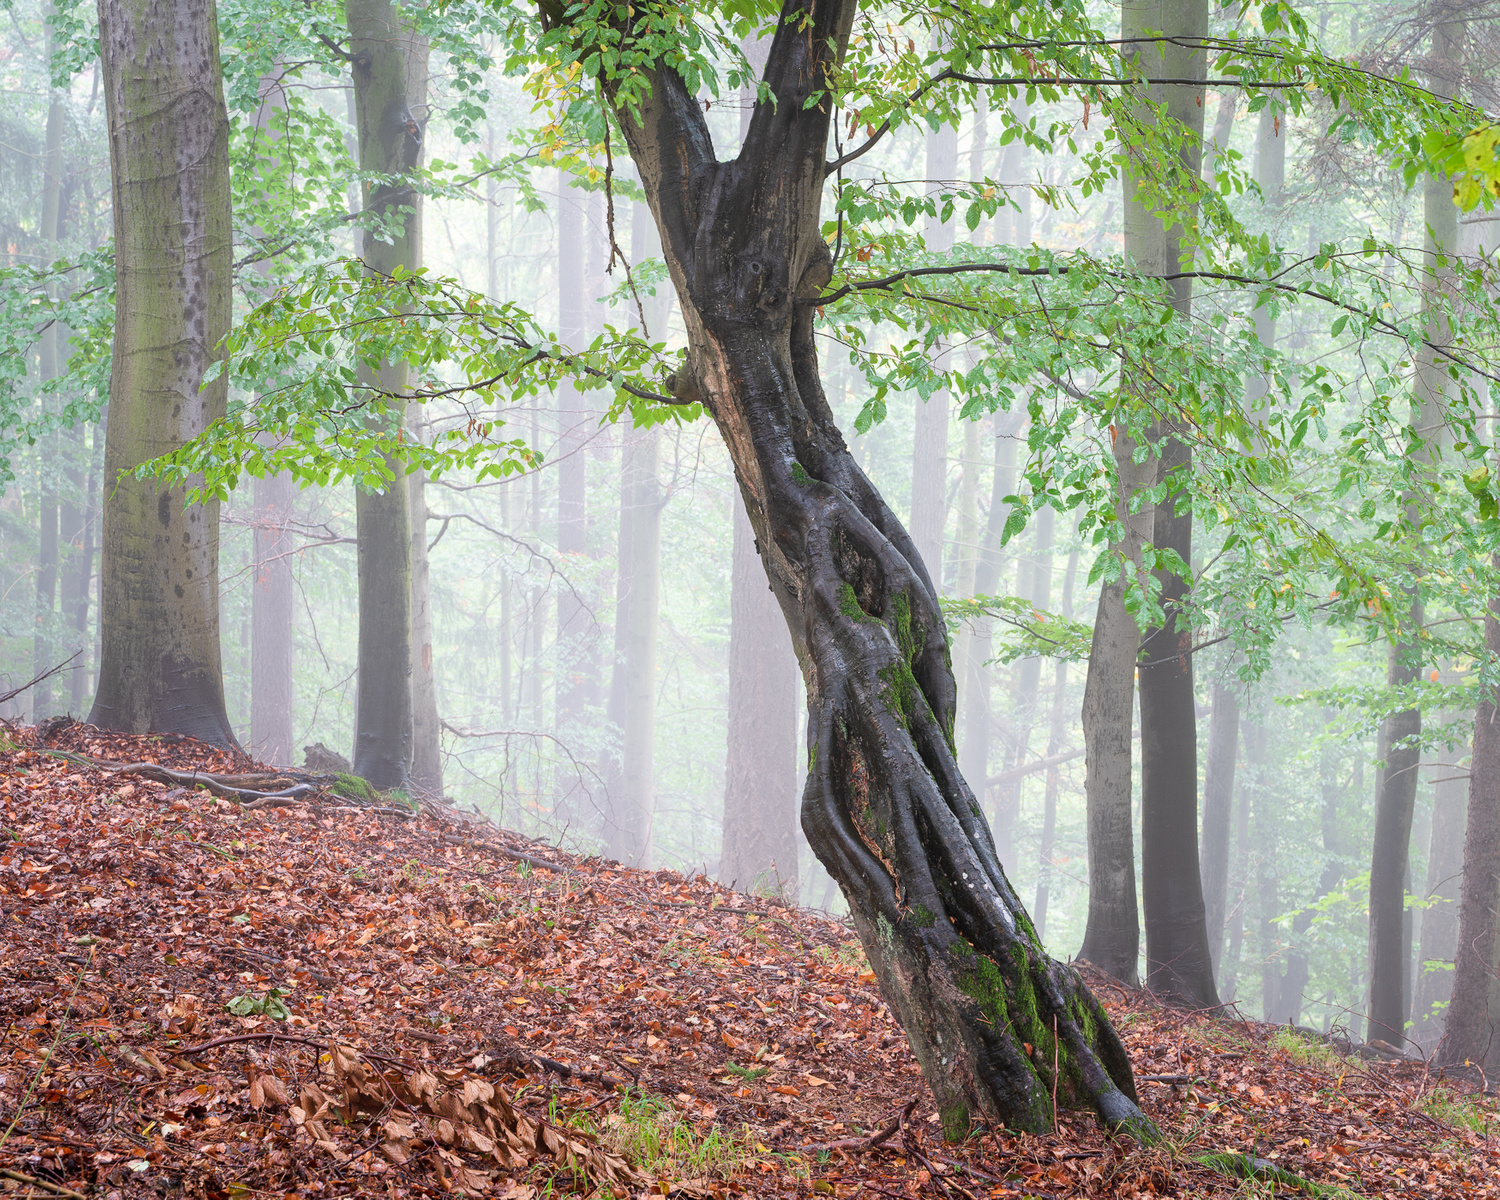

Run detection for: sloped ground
[[1, 727, 1497, 1199]]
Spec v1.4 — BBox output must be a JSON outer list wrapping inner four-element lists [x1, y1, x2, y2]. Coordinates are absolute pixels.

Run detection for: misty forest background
[[0, 0, 1486, 1051]]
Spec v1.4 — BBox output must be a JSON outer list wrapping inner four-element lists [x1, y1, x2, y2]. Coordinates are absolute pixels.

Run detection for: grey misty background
[[0, 0, 1480, 1049]]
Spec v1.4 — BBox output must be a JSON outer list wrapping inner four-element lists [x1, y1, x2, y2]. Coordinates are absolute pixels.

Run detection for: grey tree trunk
[[34, 52, 66, 721], [720, 54, 800, 895], [605, 426, 661, 865], [247, 70, 296, 766], [1034, 545, 1078, 943], [996, 507, 1053, 862], [409, 464, 443, 796], [63, 428, 94, 714], [908, 120, 955, 584], [1076, 424, 1152, 985], [554, 169, 595, 823], [1200, 680, 1240, 976], [1411, 738, 1466, 1047], [610, 0, 1149, 1135], [958, 418, 1019, 825], [1437, 565, 1500, 1067], [345, 0, 428, 788], [90, 0, 237, 748], [1126, 0, 1218, 1009], [249, 471, 296, 763]]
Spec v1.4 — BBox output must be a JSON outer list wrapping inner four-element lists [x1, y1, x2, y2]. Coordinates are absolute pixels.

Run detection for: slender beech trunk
[[958, 418, 1018, 823], [1438, 564, 1500, 1067], [1412, 737, 1466, 1047], [409, 464, 443, 796], [247, 70, 296, 766], [1221, 746, 1251, 1004], [1125, 0, 1218, 1008], [605, 426, 661, 865], [249, 471, 295, 763], [908, 120, 955, 584], [996, 508, 1053, 863], [1200, 680, 1240, 976], [345, 0, 427, 787], [1034, 546, 1078, 943], [1077, 423, 1151, 985], [90, 0, 237, 747], [607, 0, 1148, 1136], [721, 45, 800, 894], [1368, 18, 1459, 1045], [554, 169, 593, 822], [65, 429, 94, 714], [34, 54, 66, 721]]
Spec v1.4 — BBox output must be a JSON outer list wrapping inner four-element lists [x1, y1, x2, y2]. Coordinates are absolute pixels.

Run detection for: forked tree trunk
[[346, 0, 427, 787], [90, 0, 237, 748], [607, 0, 1148, 1137]]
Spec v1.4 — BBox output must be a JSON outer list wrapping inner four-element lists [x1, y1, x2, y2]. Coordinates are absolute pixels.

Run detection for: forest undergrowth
[[1, 727, 1498, 1199]]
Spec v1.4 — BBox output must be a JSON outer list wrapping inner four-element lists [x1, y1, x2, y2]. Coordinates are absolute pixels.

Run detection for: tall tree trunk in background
[[960, 418, 1019, 828], [1128, 0, 1218, 1008], [1221, 746, 1251, 1004], [1368, 17, 1460, 1046], [610, 0, 1149, 1135], [66, 430, 95, 714], [250, 470, 295, 763], [908, 116, 955, 584], [409, 464, 443, 796], [1412, 737, 1466, 1047], [721, 37, 800, 895], [1033, 545, 1078, 943], [346, 0, 427, 787], [1200, 680, 1239, 977], [604, 199, 669, 867], [1437, 565, 1500, 1067], [1076, 422, 1151, 986], [247, 70, 296, 766], [90, 0, 237, 747], [554, 170, 593, 823], [996, 508, 1053, 863], [34, 46, 66, 721], [606, 425, 661, 866]]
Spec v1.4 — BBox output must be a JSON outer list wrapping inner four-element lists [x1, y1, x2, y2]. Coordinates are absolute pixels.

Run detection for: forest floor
[[1, 727, 1498, 1200]]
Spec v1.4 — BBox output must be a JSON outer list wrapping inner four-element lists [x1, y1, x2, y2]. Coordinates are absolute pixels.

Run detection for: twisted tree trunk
[[607, 0, 1148, 1138]]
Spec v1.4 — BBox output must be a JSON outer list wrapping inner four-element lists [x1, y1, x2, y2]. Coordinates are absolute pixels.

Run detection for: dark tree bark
[[605, 0, 1149, 1137], [90, 0, 237, 748], [346, 0, 428, 787], [1436, 574, 1500, 1068], [1200, 680, 1239, 977]]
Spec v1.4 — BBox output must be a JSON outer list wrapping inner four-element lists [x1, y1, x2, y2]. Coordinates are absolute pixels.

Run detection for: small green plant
[[598, 1091, 758, 1182], [1271, 1027, 1345, 1075], [226, 989, 292, 1020], [1418, 1085, 1498, 1135], [722, 1063, 770, 1082]]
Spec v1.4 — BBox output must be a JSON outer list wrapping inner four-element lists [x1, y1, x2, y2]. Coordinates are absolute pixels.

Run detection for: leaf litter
[[1, 725, 1497, 1198]]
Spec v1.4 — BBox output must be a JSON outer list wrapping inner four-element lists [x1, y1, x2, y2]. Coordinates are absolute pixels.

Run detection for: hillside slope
[[1, 726, 1497, 1198]]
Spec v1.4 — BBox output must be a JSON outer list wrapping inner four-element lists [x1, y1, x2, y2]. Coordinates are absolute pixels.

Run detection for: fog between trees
[[4, 0, 1500, 1114]]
